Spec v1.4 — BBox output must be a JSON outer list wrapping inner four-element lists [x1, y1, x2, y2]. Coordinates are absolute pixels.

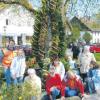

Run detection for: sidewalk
[[57, 92, 100, 100]]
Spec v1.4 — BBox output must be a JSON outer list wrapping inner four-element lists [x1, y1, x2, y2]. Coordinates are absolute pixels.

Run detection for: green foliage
[[31, 0, 67, 63], [83, 32, 92, 44], [26, 57, 39, 68], [32, 11, 44, 68], [0, 84, 23, 100], [60, 58, 70, 71], [70, 27, 80, 42], [58, 13, 66, 58], [32, 0, 49, 67], [0, 3, 8, 10], [0, 82, 41, 100], [0, 67, 3, 79], [49, 0, 66, 58], [42, 57, 51, 70], [22, 81, 41, 97], [50, 35, 60, 55]]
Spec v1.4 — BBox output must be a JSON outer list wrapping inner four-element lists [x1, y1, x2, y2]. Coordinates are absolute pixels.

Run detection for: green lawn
[[94, 53, 100, 66], [94, 53, 100, 61]]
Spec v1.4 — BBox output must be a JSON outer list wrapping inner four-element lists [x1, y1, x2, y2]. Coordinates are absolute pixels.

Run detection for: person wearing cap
[[10, 49, 26, 85], [63, 71, 84, 97], [49, 54, 65, 81], [45, 67, 65, 100], [24, 68, 41, 100], [78, 45, 96, 82]]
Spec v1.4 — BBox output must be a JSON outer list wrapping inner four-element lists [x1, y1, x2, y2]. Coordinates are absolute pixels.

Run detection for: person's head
[[67, 71, 75, 79], [7, 40, 15, 50], [27, 68, 36, 78], [83, 45, 90, 53], [49, 67, 56, 77], [68, 56, 72, 61], [17, 49, 24, 57], [51, 54, 59, 66], [73, 42, 77, 46], [9, 40, 15, 46]]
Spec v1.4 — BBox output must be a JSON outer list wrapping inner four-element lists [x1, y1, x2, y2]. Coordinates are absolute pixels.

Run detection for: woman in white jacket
[[10, 49, 26, 85], [78, 45, 96, 82]]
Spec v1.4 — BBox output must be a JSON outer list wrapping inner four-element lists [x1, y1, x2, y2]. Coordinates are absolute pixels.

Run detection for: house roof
[[80, 17, 100, 31], [90, 29, 100, 32], [70, 17, 91, 31]]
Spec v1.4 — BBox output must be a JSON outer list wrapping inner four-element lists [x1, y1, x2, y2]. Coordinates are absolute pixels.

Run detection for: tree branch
[[64, 0, 70, 6], [61, 0, 72, 31], [0, 0, 36, 13]]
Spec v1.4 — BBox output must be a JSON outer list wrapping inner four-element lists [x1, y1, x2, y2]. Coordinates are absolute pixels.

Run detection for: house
[[70, 17, 100, 44], [89, 29, 100, 43], [0, 4, 34, 46]]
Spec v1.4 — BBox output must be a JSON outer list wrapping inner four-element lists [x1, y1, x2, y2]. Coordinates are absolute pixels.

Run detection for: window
[[18, 36, 22, 45]]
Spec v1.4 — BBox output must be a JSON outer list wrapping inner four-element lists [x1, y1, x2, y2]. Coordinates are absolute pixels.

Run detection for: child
[[68, 56, 76, 69]]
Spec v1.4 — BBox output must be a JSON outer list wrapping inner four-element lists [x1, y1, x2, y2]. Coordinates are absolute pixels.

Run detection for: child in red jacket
[[63, 71, 84, 97], [45, 67, 65, 100]]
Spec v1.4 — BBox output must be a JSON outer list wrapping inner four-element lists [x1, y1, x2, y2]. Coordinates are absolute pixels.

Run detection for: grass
[[94, 53, 100, 61]]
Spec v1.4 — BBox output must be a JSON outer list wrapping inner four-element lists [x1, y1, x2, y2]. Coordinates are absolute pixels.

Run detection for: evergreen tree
[[32, 0, 48, 67], [49, 0, 66, 58]]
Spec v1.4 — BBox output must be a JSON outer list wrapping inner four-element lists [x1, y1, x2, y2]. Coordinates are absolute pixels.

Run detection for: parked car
[[90, 44, 100, 53]]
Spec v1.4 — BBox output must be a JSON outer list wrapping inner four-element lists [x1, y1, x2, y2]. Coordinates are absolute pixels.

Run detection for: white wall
[[0, 5, 34, 45], [80, 31, 100, 44], [89, 31, 100, 43]]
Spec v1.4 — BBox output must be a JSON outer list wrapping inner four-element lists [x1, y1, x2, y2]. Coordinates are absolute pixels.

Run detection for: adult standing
[[10, 49, 26, 85], [72, 43, 80, 59], [2, 40, 15, 86], [78, 45, 96, 82]]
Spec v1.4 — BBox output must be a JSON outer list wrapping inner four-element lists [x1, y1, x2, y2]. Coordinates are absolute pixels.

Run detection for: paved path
[[57, 91, 100, 100]]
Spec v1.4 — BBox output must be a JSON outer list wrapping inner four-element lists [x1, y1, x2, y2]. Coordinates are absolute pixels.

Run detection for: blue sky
[[28, 0, 41, 10], [67, 0, 100, 19], [28, 0, 100, 18]]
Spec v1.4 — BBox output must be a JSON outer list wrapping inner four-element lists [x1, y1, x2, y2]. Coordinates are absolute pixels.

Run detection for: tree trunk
[[45, 0, 52, 57]]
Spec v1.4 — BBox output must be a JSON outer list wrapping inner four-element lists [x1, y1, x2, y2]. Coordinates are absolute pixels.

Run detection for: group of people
[[0, 39, 42, 99], [44, 54, 84, 100], [44, 45, 96, 100], [0, 40, 26, 86], [0, 40, 97, 100]]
